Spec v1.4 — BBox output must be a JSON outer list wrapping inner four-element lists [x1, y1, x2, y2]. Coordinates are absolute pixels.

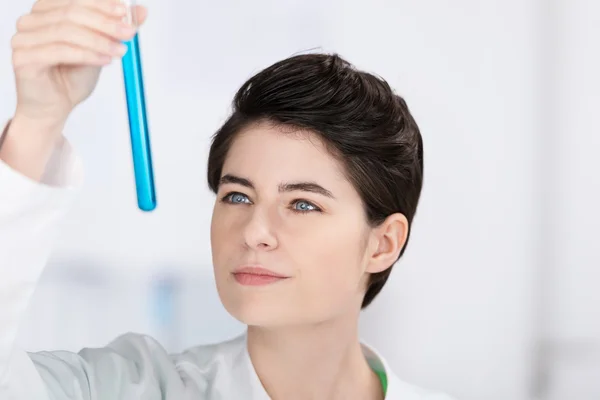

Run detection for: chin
[[215, 281, 296, 327], [221, 296, 294, 327], [220, 294, 339, 328]]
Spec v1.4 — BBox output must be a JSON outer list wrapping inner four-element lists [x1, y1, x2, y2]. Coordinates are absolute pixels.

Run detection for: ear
[[366, 213, 409, 274]]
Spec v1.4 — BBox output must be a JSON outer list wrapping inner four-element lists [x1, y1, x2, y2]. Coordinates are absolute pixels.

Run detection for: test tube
[[121, 1, 156, 212]]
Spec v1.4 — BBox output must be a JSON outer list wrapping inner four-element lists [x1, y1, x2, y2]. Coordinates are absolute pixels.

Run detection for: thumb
[[132, 5, 148, 27]]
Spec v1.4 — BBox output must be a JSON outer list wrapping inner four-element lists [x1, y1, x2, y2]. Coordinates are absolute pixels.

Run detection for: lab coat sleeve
[[0, 120, 83, 398], [0, 121, 180, 399]]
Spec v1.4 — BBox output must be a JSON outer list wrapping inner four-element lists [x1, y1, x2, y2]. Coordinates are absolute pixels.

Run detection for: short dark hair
[[207, 53, 424, 308]]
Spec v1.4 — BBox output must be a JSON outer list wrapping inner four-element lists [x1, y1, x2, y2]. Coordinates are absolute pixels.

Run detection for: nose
[[243, 207, 278, 251]]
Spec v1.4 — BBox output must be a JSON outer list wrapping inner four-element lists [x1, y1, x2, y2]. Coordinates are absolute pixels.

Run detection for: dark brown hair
[[207, 53, 423, 308]]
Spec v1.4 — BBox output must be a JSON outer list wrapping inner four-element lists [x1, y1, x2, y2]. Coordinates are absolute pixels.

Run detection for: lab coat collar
[[222, 332, 408, 399]]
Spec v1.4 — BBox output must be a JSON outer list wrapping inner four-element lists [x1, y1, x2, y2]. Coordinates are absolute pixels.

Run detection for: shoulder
[[101, 331, 247, 369], [81, 332, 249, 396], [170, 333, 247, 367]]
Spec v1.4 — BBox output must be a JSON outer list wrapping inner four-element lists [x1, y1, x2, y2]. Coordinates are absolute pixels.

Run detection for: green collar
[[374, 369, 388, 395]]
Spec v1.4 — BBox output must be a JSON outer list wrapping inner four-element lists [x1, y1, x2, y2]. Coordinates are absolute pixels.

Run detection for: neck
[[246, 312, 384, 400]]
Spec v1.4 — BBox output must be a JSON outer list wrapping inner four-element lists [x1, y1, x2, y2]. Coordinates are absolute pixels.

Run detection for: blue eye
[[293, 200, 319, 213], [223, 192, 251, 204]]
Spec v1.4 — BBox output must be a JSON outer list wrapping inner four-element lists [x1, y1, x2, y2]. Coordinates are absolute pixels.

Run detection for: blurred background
[[1, 0, 599, 399]]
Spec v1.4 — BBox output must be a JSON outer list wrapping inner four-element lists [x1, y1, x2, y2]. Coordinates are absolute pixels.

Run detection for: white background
[[1, 1, 599, 399]]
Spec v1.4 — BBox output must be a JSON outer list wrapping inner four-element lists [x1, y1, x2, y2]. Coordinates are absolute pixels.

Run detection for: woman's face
[[210, 123, 392, 326]]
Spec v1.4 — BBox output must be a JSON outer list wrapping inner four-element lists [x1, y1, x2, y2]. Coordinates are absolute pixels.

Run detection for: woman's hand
[[1, 0, 148, 180], [11, 0, 148, 127]]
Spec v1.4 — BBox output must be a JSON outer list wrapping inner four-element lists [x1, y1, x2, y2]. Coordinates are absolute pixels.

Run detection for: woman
[[0, 1, 455, 399]]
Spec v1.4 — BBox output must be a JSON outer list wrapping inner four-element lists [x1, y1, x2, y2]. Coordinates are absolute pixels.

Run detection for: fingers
[[16, 5, 136, 41], [11, 0, 149, 68], [12, 43, 113, 68], [30, 1, 148, 27], [11, 23, 128, 58], [31, 0, 127, 19]]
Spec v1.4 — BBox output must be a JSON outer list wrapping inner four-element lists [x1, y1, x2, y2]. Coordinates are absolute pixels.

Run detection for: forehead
[[222, 123, 348, 186]]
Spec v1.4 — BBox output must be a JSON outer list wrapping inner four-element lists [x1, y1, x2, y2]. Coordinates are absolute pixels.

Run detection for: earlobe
[[366, 213, 409, 274]]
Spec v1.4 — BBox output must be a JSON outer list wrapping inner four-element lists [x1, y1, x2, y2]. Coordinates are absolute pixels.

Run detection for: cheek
[[285, 218, 368, 293], [210, 206, 240, 261]]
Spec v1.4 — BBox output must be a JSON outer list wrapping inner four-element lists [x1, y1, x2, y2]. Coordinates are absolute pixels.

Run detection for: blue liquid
[[122, 33, 156, 212]]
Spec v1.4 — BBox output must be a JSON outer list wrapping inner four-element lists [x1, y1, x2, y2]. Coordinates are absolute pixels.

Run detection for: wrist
[[0, 114, 66, 182], [9, 112, 66, 142]]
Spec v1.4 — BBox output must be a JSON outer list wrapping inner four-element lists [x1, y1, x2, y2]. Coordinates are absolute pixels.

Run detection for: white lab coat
[[0, 124, 456, 400]]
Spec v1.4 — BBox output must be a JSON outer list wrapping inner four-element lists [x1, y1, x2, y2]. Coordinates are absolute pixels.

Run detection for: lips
[[232, 266, 290, 286]]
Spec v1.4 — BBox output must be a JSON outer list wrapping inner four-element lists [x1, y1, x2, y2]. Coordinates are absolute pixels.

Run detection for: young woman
[[0, 1, 455, 399]]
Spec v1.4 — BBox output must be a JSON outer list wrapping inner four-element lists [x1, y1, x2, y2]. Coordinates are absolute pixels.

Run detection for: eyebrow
[[219, 174, 335, 199]]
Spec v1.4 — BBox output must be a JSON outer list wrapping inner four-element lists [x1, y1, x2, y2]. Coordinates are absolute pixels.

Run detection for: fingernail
[[112, 43, 128, 56], [118, 23, 136, 36]]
